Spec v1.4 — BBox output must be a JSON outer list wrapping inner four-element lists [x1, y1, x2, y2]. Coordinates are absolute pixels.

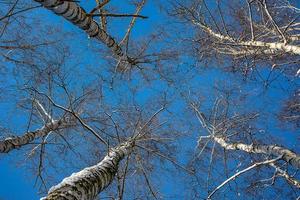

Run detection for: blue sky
[[0, 1, 169, 199], [0, 0, 299, 199]]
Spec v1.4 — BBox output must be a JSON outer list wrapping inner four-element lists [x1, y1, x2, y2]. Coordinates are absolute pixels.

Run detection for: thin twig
[[207, 157, 282, 199], [0, 5, 41, 21], [34, 90, 108, 146], [33, 99, 54, 123], [119, 0, 146, 46], [262, 0, 287, 43], [137, 157, 159, 200], [89, 13, 148, 19], [137, 144, 194, 174], [133, 106, 165, 140], [118, 155, 130, 200], [247, 0, 255, 40], [89, 0, 110, 15], [269, 163, 300, 188]]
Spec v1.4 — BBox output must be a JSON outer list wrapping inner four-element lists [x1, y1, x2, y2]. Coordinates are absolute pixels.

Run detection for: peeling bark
[[34, 0, 128, 61], [213, 136, 300, 169], [0, 119, 63, 153], [41, 141, 134, 200]]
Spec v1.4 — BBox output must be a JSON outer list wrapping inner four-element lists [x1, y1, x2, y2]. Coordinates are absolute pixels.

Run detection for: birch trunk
[[213, 136, 300, 169], [41, 141, 134, 200], [193, 21, 300, 55], [34, 0, 126, 59], [0, 119, 63, 153]]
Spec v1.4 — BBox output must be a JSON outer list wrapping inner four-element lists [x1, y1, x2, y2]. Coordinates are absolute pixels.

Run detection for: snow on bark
[[214, 136, 300, 169], [41, 141, 134, 200], [34, 0, 126, 59], [0, 119, 63, 153]]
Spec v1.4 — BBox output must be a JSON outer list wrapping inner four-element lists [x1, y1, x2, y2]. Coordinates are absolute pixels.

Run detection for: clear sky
[[0, 0, 299, 200]]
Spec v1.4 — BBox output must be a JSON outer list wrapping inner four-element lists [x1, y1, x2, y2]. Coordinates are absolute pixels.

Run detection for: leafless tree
[[188, 96, 300, 199], [0, 0, 299, 200], [170, 0, 300, 79], [279, 89, 300, 130]]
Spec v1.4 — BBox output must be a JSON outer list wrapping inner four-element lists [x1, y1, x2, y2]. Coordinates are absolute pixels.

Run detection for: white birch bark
[[213, 136, 300, 169], [34, 0, 127, 60], [193, 21, 300, 55], [41, 141, 134, 200], [269, 163, 300, 188], [0, 119, 63, 153]]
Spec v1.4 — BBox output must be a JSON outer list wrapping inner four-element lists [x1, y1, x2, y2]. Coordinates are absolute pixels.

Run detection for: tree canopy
[[0, 0, 299, 199]]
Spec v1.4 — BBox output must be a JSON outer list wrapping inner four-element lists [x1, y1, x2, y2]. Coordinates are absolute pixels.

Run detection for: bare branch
[[207, 157, 282, 199]]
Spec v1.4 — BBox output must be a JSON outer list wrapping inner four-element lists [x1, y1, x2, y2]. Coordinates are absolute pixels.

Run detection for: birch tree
[[0, 1, 184, 199], [168, 3, 300, 197], [32, 0, 158, 72], [189, 97, 300, 199], [1, 0, 299, 199], [36, 94, 183, 199], [171, 0, 300, 77], [0, 99, 71, 153], [41, 140, 135, 200]]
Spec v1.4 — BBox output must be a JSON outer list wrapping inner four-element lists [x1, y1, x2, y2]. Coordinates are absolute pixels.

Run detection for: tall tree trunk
[[34, 0, 128, 61], [213, 136, 300, 169], [41, 141, 134, 200], [0, 119, 63, 153]]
